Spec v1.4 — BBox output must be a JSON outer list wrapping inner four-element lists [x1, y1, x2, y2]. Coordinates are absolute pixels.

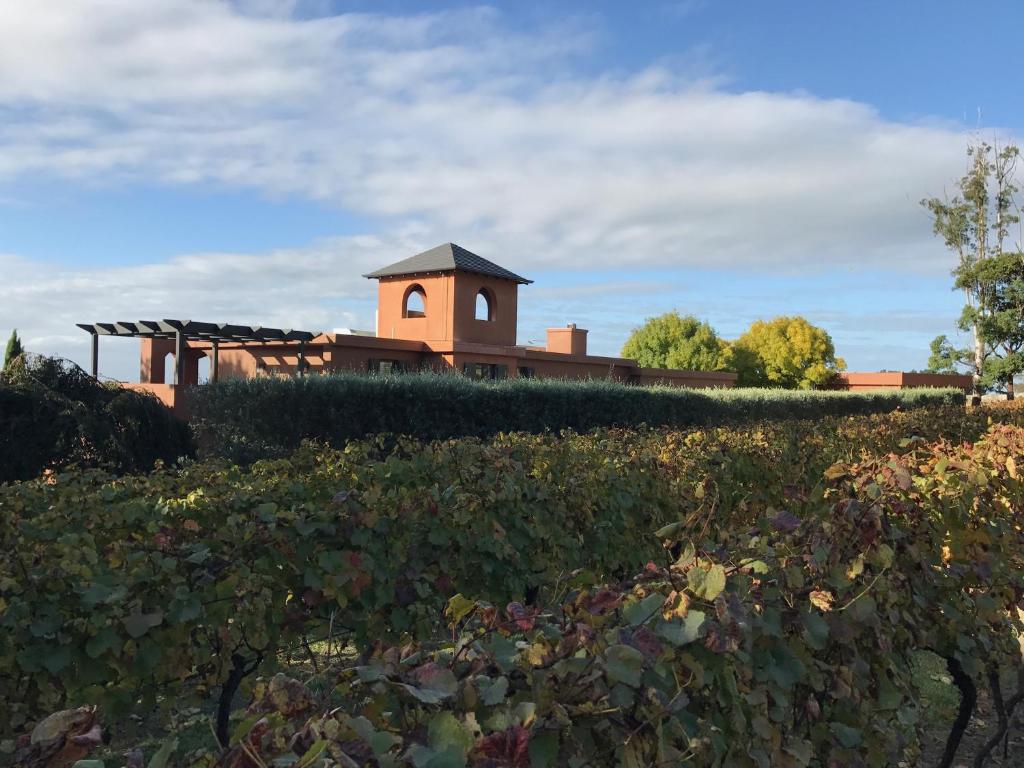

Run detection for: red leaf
[[471, 725, 530, 767]]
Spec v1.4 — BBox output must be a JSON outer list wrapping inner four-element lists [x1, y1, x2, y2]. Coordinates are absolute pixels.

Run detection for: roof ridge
[[363, 243, 532, 284]]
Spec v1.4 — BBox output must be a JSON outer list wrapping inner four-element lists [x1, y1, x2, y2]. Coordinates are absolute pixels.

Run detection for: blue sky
[[3, 0, 1020, 379]]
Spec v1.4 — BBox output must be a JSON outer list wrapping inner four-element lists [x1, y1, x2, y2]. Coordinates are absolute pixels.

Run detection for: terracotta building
[[80, 243, 736, 414]]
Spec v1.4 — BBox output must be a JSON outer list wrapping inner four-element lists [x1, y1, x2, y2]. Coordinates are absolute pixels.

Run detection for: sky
[[3, 0, 1022, 380]]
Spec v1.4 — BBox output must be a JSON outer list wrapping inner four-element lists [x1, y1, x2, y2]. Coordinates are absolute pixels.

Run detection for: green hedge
[[188, 372, 966, 460], [0, 355, 193, 483]]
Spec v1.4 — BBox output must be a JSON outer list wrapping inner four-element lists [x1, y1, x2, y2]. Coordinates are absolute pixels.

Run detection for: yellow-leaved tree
[[729, 316, 845, 389]]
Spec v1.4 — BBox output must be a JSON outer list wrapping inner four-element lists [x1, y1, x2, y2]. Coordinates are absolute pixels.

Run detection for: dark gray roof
[[363, 243, 532, 284], [76, 319, 318, 343]]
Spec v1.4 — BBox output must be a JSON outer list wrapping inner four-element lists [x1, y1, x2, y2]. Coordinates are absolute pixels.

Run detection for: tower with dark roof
[[366, 243, 529, 346]]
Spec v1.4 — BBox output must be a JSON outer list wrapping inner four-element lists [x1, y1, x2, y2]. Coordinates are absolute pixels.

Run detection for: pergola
[[76, 319, 318, 385]]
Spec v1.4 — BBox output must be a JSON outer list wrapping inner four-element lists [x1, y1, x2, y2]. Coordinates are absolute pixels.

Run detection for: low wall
[[841, 372, 972, 393], [636, 368, 737, 389], [122, 382, 189, 418]]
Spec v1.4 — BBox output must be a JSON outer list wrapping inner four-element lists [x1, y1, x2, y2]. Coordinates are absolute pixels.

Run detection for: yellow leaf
[[1007, 456, 1018, 479], [661, 589, 690, 620], [809, 590, 834, 612]]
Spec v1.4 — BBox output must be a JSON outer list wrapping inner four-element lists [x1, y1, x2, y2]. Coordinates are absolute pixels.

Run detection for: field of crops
[[2, 403, 1023, 766]]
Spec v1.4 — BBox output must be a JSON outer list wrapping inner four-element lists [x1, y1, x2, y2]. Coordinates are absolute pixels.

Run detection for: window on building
[[370, 359, 407, 375], [403, 285, 426, 318], [517, 366, 535, 379], [463, 362, 508, 380], [197, 354, 210, 384], [475, 288, 494, 321]]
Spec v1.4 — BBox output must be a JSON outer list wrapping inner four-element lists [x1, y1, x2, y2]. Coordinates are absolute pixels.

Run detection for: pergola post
[[211, 339, 220, 383], [90, 332, 99, 379], [297, 340, 306, 378], [174, 329, 185, 386]]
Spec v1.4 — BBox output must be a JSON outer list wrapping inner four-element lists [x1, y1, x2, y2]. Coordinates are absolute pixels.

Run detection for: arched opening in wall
[[163, 352, 175, 384], [403, 284, 426, 318], [197, 354, 210, 384], [475, 288, 494, 321]]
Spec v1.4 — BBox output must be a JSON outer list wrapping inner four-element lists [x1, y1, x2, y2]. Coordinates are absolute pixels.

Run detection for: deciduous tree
[[621, 312, 730, 370], [730, 316, 845, 389]]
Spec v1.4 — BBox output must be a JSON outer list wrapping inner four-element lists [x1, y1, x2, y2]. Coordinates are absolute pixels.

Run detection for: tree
[[729, 316, 845, 389], [922, 141, 1023, 401], [3, 329, 23, 371], [621, 312, 731, 370]]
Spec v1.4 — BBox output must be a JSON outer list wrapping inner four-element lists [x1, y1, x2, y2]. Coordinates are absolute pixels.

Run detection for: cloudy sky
[[3, 0, 1020, 379]]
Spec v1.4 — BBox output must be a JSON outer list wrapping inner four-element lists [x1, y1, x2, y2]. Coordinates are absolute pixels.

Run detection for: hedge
[[8, 412, 1024, 766], [188, 372, 967, 461], [0, 355, 193, 483]]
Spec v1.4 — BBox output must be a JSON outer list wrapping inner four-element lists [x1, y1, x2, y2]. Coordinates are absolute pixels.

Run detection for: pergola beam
[[75, 319, 317, 345]]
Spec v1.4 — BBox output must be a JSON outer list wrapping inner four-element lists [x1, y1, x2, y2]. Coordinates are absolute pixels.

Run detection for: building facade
[[93, 244, 735, 414]]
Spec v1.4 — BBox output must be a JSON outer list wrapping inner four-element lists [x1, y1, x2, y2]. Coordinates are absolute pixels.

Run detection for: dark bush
[[188, 372, 966, 461], [0, 355, 193, 483]]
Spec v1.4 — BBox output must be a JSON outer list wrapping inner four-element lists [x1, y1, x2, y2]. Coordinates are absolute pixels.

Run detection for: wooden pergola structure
[[76, 319, 318, 385]]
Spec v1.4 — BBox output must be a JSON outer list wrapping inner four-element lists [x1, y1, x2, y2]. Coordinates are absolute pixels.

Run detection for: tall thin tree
[[922, 140, 1022, 402]]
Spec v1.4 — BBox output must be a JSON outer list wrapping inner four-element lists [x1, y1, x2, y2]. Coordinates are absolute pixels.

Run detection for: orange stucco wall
[[377, 274, 455, 343], [841, 372, 972, 392], [450, 274, 518, 346], [376, 272, 519, 346]]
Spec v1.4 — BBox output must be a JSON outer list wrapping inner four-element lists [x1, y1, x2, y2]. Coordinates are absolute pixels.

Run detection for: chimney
[[546, 323, 588, 357]]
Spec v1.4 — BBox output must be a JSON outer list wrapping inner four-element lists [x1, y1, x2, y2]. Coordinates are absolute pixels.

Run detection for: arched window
[[163, 352, 175, 384], [475, 288, 494, 321], [403, 284, 426, 318], [197, 354, 210, 384]]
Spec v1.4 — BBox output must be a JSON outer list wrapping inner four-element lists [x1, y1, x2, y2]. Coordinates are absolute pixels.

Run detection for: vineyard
[[2, 403, 1024, 766]]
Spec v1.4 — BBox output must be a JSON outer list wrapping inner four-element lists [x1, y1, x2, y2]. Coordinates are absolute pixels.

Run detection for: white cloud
[[0, 1, 994, 375], [1, 233, 427, 379], [0, 0, 982, 273]]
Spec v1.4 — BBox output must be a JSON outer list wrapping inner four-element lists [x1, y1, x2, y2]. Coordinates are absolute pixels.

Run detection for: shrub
[[0, 355, 193, 483], [0, 405, 1008, 737], [18, 414, 1024, 767], [188, 372, 966, 461]]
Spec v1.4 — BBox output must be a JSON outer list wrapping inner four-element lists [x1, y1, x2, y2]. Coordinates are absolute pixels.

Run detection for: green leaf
[[877, 674, 902, 710], [605, 644, 645, 687], [622, 593, 665, 626], [480, 676, 509, 706], [122, 611, 163, 639], [41, 646, 72, 674], [85, 628, 121, 659], [830, 722, 862, 748], [446, 594, 477, 624], [294, 739, 327, 768], [529, 731, 559, 768], [654, 521, 684, 539], [350, 716, 402, 757], [146, 739, 177, 768], [801, 611, 829, 651], [687, 563, 726, 601], [427, 712, 473, 757], [397, 665, 458, 704], [655, 611, 705, 646]]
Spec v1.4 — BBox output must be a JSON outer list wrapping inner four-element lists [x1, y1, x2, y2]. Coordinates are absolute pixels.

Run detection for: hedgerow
[[0, 355, 193, 483], [187, 372, 966, 461], [8, 412, 1023, 766]]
